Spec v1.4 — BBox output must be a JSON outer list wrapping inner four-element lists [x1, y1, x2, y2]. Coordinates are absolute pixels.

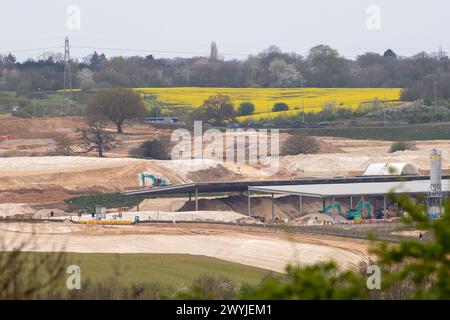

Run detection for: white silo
[[428, 149, 442, 217], [430, 149, 442, 188]]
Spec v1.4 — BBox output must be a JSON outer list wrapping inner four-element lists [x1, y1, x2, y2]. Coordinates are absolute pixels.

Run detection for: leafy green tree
[[3, 53, 17, 66], [240, 262, 368, 300], [272, 102, 289, 112], [87, 88, 146, 133], [239, 195, 450, 300], [194, 94, 235, 125], [268, 58, 302, 87], [237, 102, 255, 116], [373, 195, 450, 299]]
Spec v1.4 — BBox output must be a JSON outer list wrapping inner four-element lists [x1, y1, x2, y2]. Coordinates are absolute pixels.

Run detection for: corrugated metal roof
[[249, 180, 450, 198], [124, 175, 438, 197]]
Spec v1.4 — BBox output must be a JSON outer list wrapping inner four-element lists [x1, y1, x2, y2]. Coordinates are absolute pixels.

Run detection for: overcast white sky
[[0, 0, 448, 61]]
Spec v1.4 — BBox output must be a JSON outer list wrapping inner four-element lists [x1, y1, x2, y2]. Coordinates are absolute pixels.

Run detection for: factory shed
[[247, 179, 450, 220], [363, 163, 419, 176], [249, 180, 450, 198]]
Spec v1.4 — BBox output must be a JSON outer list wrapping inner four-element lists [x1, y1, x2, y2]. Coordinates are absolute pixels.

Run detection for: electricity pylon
[[61, 36, 74, 116]]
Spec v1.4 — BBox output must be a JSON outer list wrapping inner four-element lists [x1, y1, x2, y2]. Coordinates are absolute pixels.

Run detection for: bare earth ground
[[0, 222, 372, 272], [1, 139, 450, 205], [2, 116, 450, 205], [0, 116, 443, 272]]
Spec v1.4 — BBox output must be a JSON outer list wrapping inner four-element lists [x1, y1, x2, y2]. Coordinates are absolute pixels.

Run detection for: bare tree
[[79, 116, 115, 157]]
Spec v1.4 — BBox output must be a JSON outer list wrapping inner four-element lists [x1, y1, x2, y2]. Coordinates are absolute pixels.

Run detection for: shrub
[[177, 275, 239, 300], [131, 137, 172, 160], [237, 102, 255, 116], [281, 134, 320, 155], [389, 141, 416, 153], [272, 102, 289, 112], [435, 113, 444, 121]]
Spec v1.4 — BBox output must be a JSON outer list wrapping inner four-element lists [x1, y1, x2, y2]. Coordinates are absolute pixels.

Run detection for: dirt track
[[0, 222, 372, 272]]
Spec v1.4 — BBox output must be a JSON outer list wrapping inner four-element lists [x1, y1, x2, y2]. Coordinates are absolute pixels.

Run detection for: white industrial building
[[363, 163, 420, 176]]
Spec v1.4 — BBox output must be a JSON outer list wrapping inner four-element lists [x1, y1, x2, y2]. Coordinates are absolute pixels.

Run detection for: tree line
[[1, 44, 450, 101]]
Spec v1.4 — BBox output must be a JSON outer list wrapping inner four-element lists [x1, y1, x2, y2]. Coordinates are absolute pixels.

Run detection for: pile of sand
[[292, 213, 347, 226], [154, 159, 219, 179], [136, 198, 187, 212], [0, 204, 35, 218], [70, 210, 259, 224], [140, 210, 258, 223], [178, 195, 323, 221]]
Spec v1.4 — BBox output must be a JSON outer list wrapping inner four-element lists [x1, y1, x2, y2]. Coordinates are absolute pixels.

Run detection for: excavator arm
[[139, 173, 169, 188]]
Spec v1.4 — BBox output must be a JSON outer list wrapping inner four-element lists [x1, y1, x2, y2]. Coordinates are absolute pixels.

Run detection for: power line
[[3, 46, 63, 54], [71, 45, 249, 57]]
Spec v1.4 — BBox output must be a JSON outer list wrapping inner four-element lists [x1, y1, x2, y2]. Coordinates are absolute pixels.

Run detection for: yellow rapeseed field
[[134, 87, 402, 120]]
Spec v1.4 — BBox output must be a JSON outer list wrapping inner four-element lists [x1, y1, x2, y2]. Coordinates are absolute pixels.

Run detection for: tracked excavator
[[324, 200, 373, 220], [139, 172, 169, 189]]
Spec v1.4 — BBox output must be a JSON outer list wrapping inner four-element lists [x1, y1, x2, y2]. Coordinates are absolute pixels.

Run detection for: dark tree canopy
[[237, 102, 255, 116], [194, 94, 235, 125], [272, 102, 289, 112], [383, 49, 397, 59], [87, 88, 146, 133], [1, 45, 450, 101]]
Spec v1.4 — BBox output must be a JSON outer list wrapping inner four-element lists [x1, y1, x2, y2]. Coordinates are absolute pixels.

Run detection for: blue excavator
[[324, 201, 374, 220], [324, 202, 343, 215], [139, 172, 169, 189], [346, 201, 372, 220]]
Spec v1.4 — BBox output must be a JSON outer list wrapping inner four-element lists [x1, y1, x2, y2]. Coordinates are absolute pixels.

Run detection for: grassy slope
[[294, 122, 450, 141], [33, 252, 273, 287]]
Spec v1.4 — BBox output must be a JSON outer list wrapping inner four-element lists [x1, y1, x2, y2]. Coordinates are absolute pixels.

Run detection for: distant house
[[144, 117, 179, 125]]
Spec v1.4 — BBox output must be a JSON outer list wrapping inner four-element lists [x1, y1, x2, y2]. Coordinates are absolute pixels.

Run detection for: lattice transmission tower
[[61, 36, 74, 116]]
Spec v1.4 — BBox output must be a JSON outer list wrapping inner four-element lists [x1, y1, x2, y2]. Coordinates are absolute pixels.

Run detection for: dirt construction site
[[0, 115, 448, 271]]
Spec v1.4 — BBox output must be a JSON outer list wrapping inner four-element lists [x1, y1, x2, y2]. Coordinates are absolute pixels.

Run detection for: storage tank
[[428, 149, 442, 218], [430, 149, 442, 187]]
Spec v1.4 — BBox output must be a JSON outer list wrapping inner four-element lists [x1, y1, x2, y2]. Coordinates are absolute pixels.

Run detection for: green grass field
[[0, 252, 275, 298], [33, 252, 272, 287], [294, 122, 450, 141]]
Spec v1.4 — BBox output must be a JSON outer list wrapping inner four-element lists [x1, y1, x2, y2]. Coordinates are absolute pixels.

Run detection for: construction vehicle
[[346, 201, 372, 220], [139, 172, 169, 189], [375, 208, 384, 219], [346, 211, 363, 220], [324, 202, 343, 215]]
